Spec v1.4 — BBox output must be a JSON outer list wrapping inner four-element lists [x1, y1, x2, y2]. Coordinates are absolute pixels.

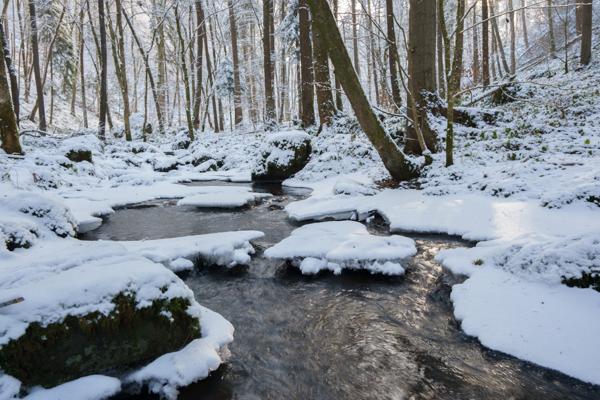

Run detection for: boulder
[[0, 294, 200, 388], [65, 149, 92, 163], [252, 131, 312, 181]]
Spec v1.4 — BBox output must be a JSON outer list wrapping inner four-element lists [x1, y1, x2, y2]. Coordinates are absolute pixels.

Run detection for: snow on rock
[[177, 186, 271, 208], [252, 130, 312, 181], [23, 375, 121, 400], [119, 231, 265, 271], [126, 306, 234, 400], [265, 221, 416, 275]]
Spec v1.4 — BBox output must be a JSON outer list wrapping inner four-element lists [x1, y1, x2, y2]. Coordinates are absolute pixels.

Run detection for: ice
[[177, 186, 271, 208]]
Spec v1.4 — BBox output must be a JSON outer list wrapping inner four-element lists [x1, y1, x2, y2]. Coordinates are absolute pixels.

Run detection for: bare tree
[[0, 19, 21, 154], [299, 0, 315, 127], [580, 0, 592, 65], [27, 0, 47, 131], [386, 0, 402, 109]]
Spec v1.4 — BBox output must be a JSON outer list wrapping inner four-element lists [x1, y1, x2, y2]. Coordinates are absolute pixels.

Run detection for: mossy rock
[[562, 272, 600, 292], [252, 134, 312, 182], [0, 294, 200, 388], [65, 149, 93, 163]]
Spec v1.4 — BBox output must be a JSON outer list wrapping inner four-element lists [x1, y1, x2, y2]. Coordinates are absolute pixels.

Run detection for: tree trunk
[[0, 17, 19, 123], [386, 0, 402, 109], [78, 4, 88, 128], [174, 5, 195, 140], [437, 1, 446, 96], [97, 0, 107, 140], [307, 0, 417, 181], [482, 0, 490, 86], [299, 0, 315, 127], [547, 0, 556, 57], [0, 20, 21, 154], [406, 0, 437, 154], [312, 12, 335, 126], [153, 0, 168, 123], [27, 0, 46, 131], [521, 0, 529, 48], [508, 0, 516, 74], [580, 0, 592, 65], [228, 0, 242, 126], [332, 0, 343, 111], [192, 0, 204, 129], [472, 6, 480, 84], [263, 0, 275, 123], [490, 0, 510, 75], [114, 0, 131, 140], [351, 0, 360, 78]]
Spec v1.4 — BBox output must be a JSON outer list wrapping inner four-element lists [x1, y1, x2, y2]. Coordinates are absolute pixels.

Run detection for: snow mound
[[126, 306, 234, 400], [119, 231, 265, 271], [177, 186, 271, 208], [265, 221, 416, 275]]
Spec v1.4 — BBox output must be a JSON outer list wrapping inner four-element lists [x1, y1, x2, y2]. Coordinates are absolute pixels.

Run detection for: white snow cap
[[265, 221, 416, 275]]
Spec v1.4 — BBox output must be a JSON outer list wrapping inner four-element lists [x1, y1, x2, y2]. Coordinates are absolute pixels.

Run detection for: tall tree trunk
[[521, 0, 529, 49], [307, 0, 417, 181], [580, 0, 592, 65], [508, 0, 516, 74], [228, 0, 242, 126], [78, 5, 88, 128], [351, 0, 360, 78], [114, 0, 132, 140], [0, 16, 19, 123], [0, 20, 21, 154], [153, 0, 168, 123], [472, 5, 480, 84], [27, 0, 46, 131], [367, 0, 380, 105], [203, 18, 219, 133], [174, 5, 195, 140], [406, 0, 437, 154], [482, 0, 490, 86], [437, 1, 446, 96], [312, 12, 335, 126], [98, 0, 107, 140], [332, 0, 343, 111], [278, 0, 288, 122], [386, 0, 402, 109], [263, 0, 275, 123], [192, 0, 204, 129], [299, 0, 315, 127], [546, 0, 556, 57]]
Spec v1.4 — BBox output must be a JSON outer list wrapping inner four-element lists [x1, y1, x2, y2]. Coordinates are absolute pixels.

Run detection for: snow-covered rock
[[177, 186, 271, 208], [252, 130, 312, 181], [265, 221, 416, 275]]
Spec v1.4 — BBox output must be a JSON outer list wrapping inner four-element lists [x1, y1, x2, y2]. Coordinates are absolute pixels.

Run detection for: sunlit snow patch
[[177, 186, 271, 208], [265, 221, 416, 275]]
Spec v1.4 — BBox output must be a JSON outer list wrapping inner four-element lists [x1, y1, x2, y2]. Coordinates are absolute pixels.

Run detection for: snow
[[119, 231, 265, 271], [126, 305, 234, 400], [23, 376, 121, 400], [177, 186, 271, 208], [265, 221, 416, 275]]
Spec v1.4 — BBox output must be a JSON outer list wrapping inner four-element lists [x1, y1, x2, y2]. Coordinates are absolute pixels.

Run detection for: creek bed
[[81, 182, 600, 400]]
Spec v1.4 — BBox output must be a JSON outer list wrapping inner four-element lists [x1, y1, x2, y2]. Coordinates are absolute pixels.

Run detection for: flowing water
[[82, 182, 600, 400]]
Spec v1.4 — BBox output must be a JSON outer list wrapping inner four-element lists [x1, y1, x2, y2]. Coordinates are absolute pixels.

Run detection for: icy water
[[82, 182, 600, 400]]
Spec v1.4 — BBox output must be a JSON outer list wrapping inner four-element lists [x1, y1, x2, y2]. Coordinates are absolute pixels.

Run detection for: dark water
[[83, 182, 600, 400]]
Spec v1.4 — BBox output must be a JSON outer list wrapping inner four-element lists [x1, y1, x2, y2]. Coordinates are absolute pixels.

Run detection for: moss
[[252, 140, 312, 182], [0, 294, 200, 388], [562, 272, 600, 292], [65, 150, 93, 163]]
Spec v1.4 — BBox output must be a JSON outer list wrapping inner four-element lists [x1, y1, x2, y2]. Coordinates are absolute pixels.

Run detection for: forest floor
[[1, 55, 600, 398]]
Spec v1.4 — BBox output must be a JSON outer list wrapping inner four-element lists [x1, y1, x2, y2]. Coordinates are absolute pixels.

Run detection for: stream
[[81, 182, 600, 400]]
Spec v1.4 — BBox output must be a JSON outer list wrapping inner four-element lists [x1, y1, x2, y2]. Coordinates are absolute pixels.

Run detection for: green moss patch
[[0, 294, 200, 388]]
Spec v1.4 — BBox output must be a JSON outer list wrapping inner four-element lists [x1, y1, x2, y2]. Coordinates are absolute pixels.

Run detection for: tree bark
[[332, 0, 343, 111], [0, 20, 21, 154], [546, 0, 556, 57], [508, 0, 516, 74], [386, 0, 402, 109], [312, 12, 335, 126], [174, 5, 195, 140], [580, 0, 592, 65], [406, 0, 437, 154], [482, 0, 490, 86], [521, 0, 529, 48], [113, 0, 131, 140], [299, 0, 315, 127], [263, 0, 275, 123], [27, 0, 46, 131], [307, 0, 417, 181], [97, 0, 107, 140], [228, 0, 242, 126], [0, 17, 19, 123], [351, 0, 360, 78], [193, 0, 204, 129]]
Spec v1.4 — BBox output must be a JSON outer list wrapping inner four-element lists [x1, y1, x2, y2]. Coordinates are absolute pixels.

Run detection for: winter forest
[[1, 0, 600, 398]]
